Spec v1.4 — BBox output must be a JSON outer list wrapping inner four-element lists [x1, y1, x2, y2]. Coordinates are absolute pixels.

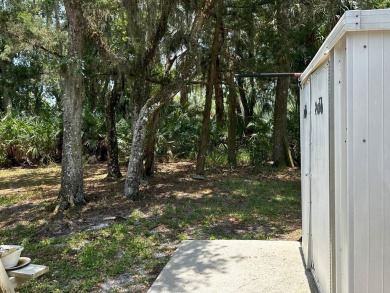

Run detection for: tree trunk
[[130, 74, 149, 179], [2, 88, 11, 115], [144, 107, 161, 176], [105, 76, 122, 180], [124, 101, 161, 200], [0, 61, 11, 115], [124, 124, 146, 201], [180, 85, 189, 109], [214, 59, 224, 131], [272, 76, 290, 167], [59, 0, 85, 210], [196, 73, 213, 176], [124, 0, 215, 198], [237, 78, 251, 128], [131, 75, 148, 135], [195, 2, 221, 176], [227, 73, 237, 167], [272, 1, 293, 168]]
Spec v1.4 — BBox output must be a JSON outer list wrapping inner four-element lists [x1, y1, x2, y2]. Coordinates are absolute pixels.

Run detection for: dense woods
[[1, 0, 389, 210]]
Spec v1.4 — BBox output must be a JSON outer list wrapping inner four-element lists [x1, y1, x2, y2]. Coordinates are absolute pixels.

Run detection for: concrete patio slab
[[148, 240, 318, 293]]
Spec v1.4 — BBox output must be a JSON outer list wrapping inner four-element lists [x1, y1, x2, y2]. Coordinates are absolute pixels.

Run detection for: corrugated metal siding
[[310, 62, 331, 293], [333, 37, 349, 293], [301, 10, 390, 293], [333, 32, 390, 292], [349, 31, 369, 293], [367, 31, 384, 293], [382, 30, 390, 293], [344, 30, 390, 293], [383, 30, 390, 293]]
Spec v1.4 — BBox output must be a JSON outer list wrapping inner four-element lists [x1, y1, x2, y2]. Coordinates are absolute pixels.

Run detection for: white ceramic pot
[[0, 245, 24, 268]]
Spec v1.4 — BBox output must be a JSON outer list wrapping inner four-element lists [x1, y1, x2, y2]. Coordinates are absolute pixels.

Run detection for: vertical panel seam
[[382, 31, 385, 293], [366, 32, 370, 293], [348, 35, 354, 293]]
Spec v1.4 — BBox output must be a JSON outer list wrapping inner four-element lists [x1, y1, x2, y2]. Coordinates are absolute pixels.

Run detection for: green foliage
[[116, 117, 132, 159], [245, 117, 273, 166], [0, 0, 65, 115], [156, 102, 202, 159], [0, 111, 61, 166], [82, 110, 106, 158]]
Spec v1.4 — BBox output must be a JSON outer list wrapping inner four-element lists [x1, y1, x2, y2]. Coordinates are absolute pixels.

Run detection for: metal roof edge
[[300, 9, 390, 85]]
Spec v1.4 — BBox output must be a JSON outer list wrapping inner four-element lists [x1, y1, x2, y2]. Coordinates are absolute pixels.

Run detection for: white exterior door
[[310, 62, 331, 293], [300, 79, 311, 264]]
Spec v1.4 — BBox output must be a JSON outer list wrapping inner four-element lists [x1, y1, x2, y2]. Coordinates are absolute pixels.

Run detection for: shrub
[[82, 110, 107, 160], [156, 102, 202, 160], [0, 111, 61, 166]]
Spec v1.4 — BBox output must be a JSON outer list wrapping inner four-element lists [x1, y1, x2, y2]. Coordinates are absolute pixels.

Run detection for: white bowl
[[0, 245, 24, 268]]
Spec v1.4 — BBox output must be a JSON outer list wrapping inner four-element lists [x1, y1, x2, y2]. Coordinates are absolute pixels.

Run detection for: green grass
[[0, 194, 27, 205], [0, 165, 301, 292]]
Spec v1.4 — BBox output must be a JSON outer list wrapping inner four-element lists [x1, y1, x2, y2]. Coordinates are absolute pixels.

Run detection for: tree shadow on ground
[[0, 161, 302, 292]]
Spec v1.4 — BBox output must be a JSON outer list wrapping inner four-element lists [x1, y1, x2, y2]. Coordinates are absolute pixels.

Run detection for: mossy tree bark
[[59, 0, 85, 210]]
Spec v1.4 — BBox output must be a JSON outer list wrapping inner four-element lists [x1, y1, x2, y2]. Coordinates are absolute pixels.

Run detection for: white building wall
[[301, 10, 390, 293], [345, 30, 390, 293], [384, 31, 390, 293], [333, 36, 349, 293]]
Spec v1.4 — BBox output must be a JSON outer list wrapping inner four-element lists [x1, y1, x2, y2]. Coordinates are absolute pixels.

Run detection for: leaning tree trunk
[[105, 76, 122, 180], [124, 121, 146, 201], [272, 76, 290, 167], [124, 0, 215, 198], [59, 0, 85, 210], [124, 100, 162, 200]]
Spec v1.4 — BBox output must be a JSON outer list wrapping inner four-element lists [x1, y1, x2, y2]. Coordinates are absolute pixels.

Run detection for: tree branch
[[3, 30, 65, 58]]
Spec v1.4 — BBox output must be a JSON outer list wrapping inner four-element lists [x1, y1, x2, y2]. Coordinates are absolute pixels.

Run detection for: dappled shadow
[[0, 161, 303, 292], [150, 240, 315, 293], [0, 161, 301, 241], [149, 240, 229, 292], [0, 202, 37, 227], [0, 168, 61, 192]]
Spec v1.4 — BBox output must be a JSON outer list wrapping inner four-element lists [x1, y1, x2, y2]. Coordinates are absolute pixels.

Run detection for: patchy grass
[[0, 162, 302, 292]]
